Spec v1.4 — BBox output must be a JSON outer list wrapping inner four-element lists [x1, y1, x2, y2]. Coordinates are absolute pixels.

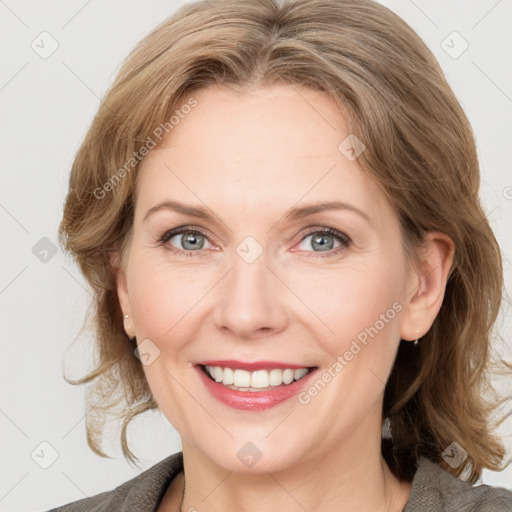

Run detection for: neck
[[175, 419, 412, 512]]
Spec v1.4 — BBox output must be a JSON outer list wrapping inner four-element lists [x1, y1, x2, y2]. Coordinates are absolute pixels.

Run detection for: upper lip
[[195, 360, 315, 371]]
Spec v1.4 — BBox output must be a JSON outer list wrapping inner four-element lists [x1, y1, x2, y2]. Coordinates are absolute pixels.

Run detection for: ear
[[400, 232, 455, 341], [110, 251, 135, 339]]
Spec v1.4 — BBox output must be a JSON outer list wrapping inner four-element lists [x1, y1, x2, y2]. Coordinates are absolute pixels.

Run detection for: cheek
[[127, 256, 212, 343], [291, 260, 404, 362], [127, 241, 406, 357]]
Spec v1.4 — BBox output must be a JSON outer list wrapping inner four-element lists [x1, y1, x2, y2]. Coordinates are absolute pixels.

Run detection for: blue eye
[[157, 226, 351, 258], [296, 228, 351, 257], [301, 231, 340, 251], [160, 229, 212, 252]]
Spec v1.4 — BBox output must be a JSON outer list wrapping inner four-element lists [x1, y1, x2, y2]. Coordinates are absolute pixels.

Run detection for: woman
[[48, 0, 512, 510]]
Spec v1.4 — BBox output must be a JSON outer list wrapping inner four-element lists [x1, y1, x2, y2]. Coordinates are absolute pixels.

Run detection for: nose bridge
[[213, 241, 288, 338]]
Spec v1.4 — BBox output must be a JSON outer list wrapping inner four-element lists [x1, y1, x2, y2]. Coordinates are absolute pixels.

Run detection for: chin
[[193, 436, 311, 475]]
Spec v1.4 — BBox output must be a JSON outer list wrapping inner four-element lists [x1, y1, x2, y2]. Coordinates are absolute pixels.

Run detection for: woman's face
[[116, 84, 419, 472]]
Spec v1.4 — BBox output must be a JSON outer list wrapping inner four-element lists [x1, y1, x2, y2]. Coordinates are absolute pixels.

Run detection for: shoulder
[[42, 451, 183, 512], [404, 456, 512, 512]]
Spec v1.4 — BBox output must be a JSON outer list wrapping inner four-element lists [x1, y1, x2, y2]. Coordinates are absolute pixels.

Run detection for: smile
[[195, 361, 318, 410], [202, 365, 311, 391]]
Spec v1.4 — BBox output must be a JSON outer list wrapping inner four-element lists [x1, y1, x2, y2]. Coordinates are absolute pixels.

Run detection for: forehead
[[135, 84, 393, 226], [152, 84, 348, 166]]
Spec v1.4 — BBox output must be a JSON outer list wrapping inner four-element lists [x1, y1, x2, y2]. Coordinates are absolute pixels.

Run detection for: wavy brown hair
[[58, 0, 511, 482]]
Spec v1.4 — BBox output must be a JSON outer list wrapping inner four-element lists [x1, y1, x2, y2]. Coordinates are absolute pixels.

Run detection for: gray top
[[43, 451, 512, 511]]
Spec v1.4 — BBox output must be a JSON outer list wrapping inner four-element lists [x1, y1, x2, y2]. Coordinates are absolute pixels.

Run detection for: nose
[[213, 251, 289, 340]]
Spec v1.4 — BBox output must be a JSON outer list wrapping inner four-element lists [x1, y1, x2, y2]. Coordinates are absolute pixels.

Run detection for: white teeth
[[282, 369, 294, 384], [222, 367, 234, 385], [251, 370, 269, 388], [233, 369, 251, 387], [294, 368, 308, 380], [214, 366, 223, 383], [269, 369, 283, 386], [204, 365, 311, 390]]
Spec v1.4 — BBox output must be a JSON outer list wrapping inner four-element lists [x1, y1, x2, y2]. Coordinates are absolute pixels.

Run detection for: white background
[[1, 1, 511, 510]]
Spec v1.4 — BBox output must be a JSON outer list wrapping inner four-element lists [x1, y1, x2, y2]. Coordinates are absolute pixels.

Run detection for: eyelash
[[157, 226, 352, 259]]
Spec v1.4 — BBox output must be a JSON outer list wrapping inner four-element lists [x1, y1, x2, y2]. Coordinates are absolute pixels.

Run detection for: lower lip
[[196, 366, 317, 410]]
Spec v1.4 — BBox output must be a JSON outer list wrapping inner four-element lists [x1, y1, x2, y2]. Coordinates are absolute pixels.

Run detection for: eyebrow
[[143, 200, 371, 225]]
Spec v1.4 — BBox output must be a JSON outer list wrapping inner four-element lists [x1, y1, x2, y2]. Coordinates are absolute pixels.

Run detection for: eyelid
[[294, 225, 351, 245], [159, 225, 217, 249], [291, 226, 352, 257], [158, 225, 351, 257]]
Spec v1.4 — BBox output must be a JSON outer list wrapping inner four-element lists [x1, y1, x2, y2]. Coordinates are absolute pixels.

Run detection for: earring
[[414, 328, 420, 346], [124, 314, 135, 343]]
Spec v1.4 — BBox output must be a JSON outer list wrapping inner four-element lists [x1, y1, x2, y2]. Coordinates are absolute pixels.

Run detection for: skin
[[113, 84, 454, 512]]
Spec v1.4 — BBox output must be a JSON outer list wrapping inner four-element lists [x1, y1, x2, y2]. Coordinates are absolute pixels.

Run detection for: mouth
[[198, 364, 315, 392]]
